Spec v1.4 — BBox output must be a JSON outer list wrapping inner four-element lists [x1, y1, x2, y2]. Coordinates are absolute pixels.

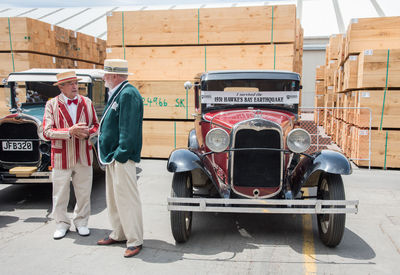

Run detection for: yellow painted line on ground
[[302, 188, 317, 275]]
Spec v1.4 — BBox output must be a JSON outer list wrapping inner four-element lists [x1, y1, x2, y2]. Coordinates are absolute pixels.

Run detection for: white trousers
[[51, 161, 93, 230], [106, 160, 143, 247]]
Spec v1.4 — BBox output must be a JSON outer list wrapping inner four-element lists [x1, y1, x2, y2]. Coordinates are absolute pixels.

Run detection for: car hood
[[203, 108, 296, 129], [15, 105, 44, 122]]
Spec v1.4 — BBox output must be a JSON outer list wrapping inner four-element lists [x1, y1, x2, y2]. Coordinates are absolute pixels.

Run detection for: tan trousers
[[52, 161, 93, 230], [106, 160, 143, 247]]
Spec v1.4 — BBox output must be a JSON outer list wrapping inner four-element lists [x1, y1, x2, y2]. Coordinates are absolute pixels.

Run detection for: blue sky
[[0, 0, 275, 8]]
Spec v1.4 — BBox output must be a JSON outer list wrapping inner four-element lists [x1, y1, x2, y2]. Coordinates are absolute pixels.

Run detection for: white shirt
[[107, 81, 124, 102], [62, 94, 78, 124]]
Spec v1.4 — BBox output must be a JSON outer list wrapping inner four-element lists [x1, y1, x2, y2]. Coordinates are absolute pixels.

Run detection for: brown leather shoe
[[97, 236, 123, 245], [124, 245, 143, 258]]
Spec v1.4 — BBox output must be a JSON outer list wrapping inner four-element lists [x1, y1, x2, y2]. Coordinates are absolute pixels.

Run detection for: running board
[[167, 197, 359, 214]]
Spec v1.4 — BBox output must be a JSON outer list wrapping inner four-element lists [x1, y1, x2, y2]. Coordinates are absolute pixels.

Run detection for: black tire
[[170, 172, 193, 243], [317, 173, 346, 247]]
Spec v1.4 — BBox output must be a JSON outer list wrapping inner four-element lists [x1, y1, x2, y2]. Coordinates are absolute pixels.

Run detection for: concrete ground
[[0, 160, 399, 275]]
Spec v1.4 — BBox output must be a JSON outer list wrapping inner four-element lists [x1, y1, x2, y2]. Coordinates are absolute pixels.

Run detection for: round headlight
[[205, 128, 230, 153], [287, 128, 311, 153]]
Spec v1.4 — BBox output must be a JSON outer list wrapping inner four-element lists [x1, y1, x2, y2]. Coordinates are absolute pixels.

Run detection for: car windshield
[[11, 81, 89, 106], [200, 79, 300, 113]]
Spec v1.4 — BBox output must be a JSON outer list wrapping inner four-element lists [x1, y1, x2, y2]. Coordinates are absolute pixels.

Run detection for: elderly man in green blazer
[[97, 59, 144, 258]]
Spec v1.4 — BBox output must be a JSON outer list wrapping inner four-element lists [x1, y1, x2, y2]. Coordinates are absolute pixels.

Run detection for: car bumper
[[168, 197, 359, 214], [0, 171, 52, 184]]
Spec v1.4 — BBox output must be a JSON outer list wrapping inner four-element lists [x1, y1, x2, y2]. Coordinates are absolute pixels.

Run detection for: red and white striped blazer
[[43, 95, 99, 170]]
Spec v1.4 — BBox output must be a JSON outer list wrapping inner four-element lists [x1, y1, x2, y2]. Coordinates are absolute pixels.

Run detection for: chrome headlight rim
[[205, 128, 230, 153], [287, 128, 311, 153]]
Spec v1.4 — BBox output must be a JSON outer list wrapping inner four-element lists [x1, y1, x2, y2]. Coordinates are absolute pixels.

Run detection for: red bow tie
[[67, 98, 78, 105]]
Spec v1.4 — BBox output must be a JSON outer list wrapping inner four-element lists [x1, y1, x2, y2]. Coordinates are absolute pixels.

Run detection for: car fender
[[167, 149, 202, 173], [289, 150, 352, 197]]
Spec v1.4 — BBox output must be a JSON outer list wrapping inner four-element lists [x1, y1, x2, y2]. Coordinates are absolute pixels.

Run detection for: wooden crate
[[0, 17, 105, 64], [344, 16, 400, 59], [357, 49, 400, 89], [106, 44, 295, 81], [343, 55, 358, 91], [107, 5, 296, 47], [131, 80, 195, 120], [314, 95, 324, 125], [315, 65, 325, 80], [142, 120, 194, 158], [327, 34, 343, 61], [354, 89, 400, 129], [315, 80, 324, 95], [352, 128, 400, 168], [324, 60, 338, 87]]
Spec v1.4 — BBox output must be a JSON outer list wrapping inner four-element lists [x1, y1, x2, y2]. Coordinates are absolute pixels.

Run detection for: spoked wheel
[[317, 173, 346, 247], [170, 172, 193, 243]]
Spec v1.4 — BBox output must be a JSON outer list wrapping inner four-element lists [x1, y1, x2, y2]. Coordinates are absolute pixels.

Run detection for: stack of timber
[[106, 5, 303, 158], [0, 17, 106, 79], [314, 16, 400, 168]]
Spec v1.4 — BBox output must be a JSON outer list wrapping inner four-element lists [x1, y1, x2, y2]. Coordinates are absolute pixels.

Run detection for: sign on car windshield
[[201, 91, 299, 105]]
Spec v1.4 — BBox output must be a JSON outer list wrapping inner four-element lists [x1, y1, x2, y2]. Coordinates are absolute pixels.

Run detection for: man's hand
[[69, 122, 89, 139]]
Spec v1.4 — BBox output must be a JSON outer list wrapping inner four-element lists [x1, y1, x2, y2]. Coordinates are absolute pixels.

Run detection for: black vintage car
[[167, 70, 359, 247], [0, 69, 106, 184]]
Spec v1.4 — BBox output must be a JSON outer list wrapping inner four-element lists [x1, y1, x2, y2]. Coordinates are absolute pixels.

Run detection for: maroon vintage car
[[167, 70, 358, 247]]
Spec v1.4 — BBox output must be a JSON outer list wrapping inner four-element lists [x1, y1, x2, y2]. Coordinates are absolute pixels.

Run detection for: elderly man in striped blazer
[[43, 71, 99, 240]]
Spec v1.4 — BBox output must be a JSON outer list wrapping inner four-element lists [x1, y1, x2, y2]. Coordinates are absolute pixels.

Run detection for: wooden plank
[[345, 16, 400, 59], [107, 5, 296, 47], [131, 81, 195, 119], [353, 128, 400, 168], [106, 44, 295, 81], [354, 89, 400, 128], [357, 49, 400, 89], [142, 120, 194, 158]]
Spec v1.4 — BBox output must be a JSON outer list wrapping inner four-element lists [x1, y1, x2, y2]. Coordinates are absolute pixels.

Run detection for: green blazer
[[98, 81, 143, 164]]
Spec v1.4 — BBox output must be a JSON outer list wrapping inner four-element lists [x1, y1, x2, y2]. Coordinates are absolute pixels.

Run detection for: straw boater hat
[[53, 71, 82, 86], [102, 59, 133, 75]]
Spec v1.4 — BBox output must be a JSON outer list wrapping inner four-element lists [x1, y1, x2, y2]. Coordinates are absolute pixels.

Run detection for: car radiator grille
[[0, 122, 40, 163], [233, 129, 281, 188]]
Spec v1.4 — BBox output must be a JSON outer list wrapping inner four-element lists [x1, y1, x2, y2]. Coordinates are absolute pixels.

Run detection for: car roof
[[6, 69, 104, 83], [201, 70, 301, 81]]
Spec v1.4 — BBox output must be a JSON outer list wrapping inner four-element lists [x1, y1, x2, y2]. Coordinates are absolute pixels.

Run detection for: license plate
[[2, 141, 33, 151]]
